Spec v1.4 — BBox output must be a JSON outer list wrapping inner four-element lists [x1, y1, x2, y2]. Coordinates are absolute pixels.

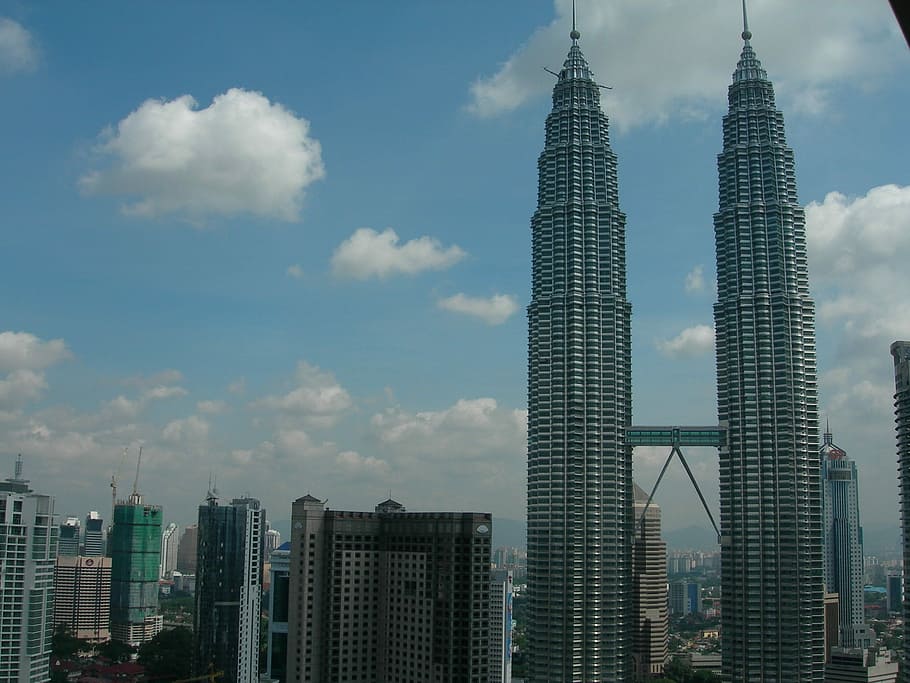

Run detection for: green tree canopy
[[137, 627, 193, 679]]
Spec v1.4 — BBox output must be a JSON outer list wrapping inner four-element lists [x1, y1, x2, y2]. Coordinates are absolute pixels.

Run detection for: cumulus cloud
[[196, 400, 227, 415], [656, 324, 715, 357], [467, 0, 903, 129], [80, 88, 325, 221], [144, 385, 187, 401], [162, 415, 209, 444], [286, 264, 304, 279], [331, 228, 466, 280], [806, 184, 910, 433], [0, 370, 47, 408], [0, 18, 37, 75], [684, 265, 706, 294], [0, 332, 71, 372], [251, 361, 352, 428], [437, 293, 518, 325]]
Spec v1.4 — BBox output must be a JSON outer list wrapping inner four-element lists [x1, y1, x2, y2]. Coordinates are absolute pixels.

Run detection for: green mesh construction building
[[109, 494, 163, 646]]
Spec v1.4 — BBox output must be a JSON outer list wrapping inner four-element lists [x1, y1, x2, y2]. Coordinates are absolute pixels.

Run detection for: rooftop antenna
[[14, 454, 23, 481], [741, 0, 752, 43], [570, 0, 580, 42]]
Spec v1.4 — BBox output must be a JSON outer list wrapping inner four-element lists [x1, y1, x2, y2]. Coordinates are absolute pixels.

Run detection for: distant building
[[176, 523, 198, 574], [83, 511, 105, 556], [632, 484, 668, 679], [159, 522, 178, 579], [822, 427, 873, 649], [195, 492, 263, 682], [888, 573, 903, 614], [826, 647, 898, 683], [825, 592, 841, 664], [267, 541, 291, 683], [54, 555, 112, 643], [490, 569, 513, 683], [265, 527, 282, 558], [669, 581, 700, 617], [109, 493, 163, 646], [286, 496, 491, 682], [58, 516, 81, 556], [893, 340, 910, 683], [0, 457, 56, 682]]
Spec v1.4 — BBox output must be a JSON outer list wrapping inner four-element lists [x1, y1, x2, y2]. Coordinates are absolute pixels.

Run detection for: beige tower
[[632, 484, 669, 680]]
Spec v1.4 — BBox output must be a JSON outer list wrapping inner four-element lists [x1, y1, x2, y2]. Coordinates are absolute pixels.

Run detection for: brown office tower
[[632, 484, 669, 680], [286, 496, 492, 682]]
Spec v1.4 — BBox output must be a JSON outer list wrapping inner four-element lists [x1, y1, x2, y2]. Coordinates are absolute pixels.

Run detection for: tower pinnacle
[[570, 0, 580, 42], [741, 0, 752, 42]]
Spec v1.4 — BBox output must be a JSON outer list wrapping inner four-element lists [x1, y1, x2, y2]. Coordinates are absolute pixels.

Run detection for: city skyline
[[1, 2, 909, 535]]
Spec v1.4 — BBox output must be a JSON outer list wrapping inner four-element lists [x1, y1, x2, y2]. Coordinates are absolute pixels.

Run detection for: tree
[[137, 627, 193, 679], [97, 638, 136, 663], [51, 623, 90, 660]]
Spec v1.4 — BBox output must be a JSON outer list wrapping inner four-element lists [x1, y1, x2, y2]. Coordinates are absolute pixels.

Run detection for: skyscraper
[[54, 555, 112, 643], [58, 516, 81, 556], [160, 521, 179, 579], [177, 523, 198, 574], [0, 458, 56, 682], [286, 496, 492, 682], [490, 569, 513, 683], [714, 7, 824, 679], [266, 541, 291, 683], [83, 510, 105, 557], [890, 340, 910, 683], [526, 19, 632, 683], [632, 485, 668, 680], [195, 493, 263, 683], [109, 493, 163, 646], [822, 428, 872, 649]]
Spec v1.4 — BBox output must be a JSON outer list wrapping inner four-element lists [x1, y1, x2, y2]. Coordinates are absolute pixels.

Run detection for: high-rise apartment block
[[109, 494, 163, 646], [490, 569, 513, 683], [286, 496, 491, 682], [195, 493, 263, 682], [54, 555, 112, 643], [632, 485, 668, 679], [83, 511, 104, 556], [714, 12, 823, 679], [526, 22, 632, 682], [891, 340, 910, 683], [888, 573, 903, 614], [822, 428, 872, 649], [160, 522, 179, 579], [0, 458, 56, 682]]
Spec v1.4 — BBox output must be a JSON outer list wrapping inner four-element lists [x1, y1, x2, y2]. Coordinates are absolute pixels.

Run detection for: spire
[[741, 0, 752, 43], [570, 0, 580, 43], [823, 418, 833, 446]]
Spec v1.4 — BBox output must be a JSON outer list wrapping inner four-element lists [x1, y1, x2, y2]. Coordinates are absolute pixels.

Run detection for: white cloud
[[684, 265, 705, 294], [143, 385, 187, 401], [286, 264, 304, 279], [0, 370, 47, 408], [196, 400, 227, 415], [331, 228, 466, 280], [437, 293, 519, 325], [336, 450, 390, 477], [162, 415, 209, 444], [656, 324, 715, 357], [252, 361, 352, 427], [0, 18, 37, 75], [467, 0, 903, 130], [0, 331, 71, 372], [80, 88, 325, 221], [228, 378, 246, 395]]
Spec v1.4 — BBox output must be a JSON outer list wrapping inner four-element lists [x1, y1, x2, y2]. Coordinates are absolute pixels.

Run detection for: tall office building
[[822, 428, 872, 649], [267, 541, 291, 683], [490, 569, 513, 683], [714, 9, 823, 679], [177, 523, 198, 574], [891, 341, 910, 683], [668, 582, 701, 617], [195, 493, 263, 683], [58, 516, 81, 556], [109, 493, 163, 646], [83, 510, 104, 556], [632, 485, 668, 680], [160, 522, 179, 579], [54, 555, 112, 643], [286, 496, 491, 682], [526, 20, 632, 683], [0, 458, 56, 682]]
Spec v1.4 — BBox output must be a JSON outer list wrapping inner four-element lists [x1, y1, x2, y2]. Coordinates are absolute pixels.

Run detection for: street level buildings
[[0, 458, 56, 682], [891, 340, 910, 683], [286, 496, 492, 683], [54, 555, 112, 643], [714, 13, 823, 680], [632, 484, 668, 680], [195, 492, 263, 683], [822, 428, 872, 649], [526, 22, 632, 682], [109, 493, 163, 646]]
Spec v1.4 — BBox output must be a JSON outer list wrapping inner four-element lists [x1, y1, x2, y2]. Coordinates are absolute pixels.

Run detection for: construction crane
[[110, 446, 129, 521], [129, 445, 144, 503]]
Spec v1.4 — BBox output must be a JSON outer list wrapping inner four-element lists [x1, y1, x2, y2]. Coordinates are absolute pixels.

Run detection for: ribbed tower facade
[[527, 26, 632, 683], [714, 17, 823, 681], [821, 429, 870, 649], [891, 341, 910, 683]]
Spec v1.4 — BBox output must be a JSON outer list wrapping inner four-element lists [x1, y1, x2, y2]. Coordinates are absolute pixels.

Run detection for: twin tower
[[526, 12, 822, 683]]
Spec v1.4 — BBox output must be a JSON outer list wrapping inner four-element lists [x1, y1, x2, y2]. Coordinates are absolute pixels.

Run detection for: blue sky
[[1, 1, 908, 537]]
